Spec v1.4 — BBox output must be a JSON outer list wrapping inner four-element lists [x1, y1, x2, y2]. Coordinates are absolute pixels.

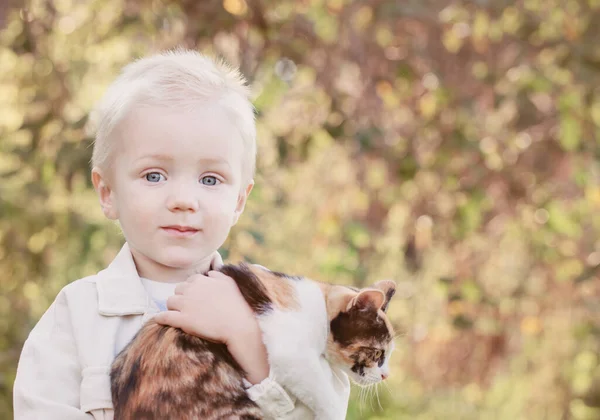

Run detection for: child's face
[[93, 104, 252, 281]]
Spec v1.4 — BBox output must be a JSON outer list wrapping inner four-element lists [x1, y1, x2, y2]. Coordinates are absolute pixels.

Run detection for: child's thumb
[[210, 251, 224, 270]]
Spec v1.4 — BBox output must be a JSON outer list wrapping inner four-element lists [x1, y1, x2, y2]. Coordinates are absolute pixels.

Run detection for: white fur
[[253, 271, 396, 418], [258, 279, 346, 420], [89, 49, 256, 183]]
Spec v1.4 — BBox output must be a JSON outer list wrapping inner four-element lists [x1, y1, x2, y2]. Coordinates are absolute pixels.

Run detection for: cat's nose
[[381, 372, 389, 380]]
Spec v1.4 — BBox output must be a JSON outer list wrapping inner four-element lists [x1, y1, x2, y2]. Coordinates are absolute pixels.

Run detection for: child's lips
[[161, 225, 200, 237]]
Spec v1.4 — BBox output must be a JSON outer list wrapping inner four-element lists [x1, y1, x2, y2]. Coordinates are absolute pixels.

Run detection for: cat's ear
[[373, 279, 396, 312], [346, 289, 386, 312], [326, 286, 357, 320]]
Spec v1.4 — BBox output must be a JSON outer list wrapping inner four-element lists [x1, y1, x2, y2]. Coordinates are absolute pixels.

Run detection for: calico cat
[[110, 263, 397, 420]]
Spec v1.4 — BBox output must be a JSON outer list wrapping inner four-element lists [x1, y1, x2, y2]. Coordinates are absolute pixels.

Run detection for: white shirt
[[139, 277, 178, 312]]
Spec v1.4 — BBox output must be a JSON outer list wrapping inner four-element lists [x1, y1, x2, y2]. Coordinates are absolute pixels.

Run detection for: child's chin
[[158, 253, 199, 269], [165, 260, 195, 269]]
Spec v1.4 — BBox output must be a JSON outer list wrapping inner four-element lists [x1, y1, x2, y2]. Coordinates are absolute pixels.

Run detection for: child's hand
[[154, 271, 269, 383], [155, 271, 254, 344]]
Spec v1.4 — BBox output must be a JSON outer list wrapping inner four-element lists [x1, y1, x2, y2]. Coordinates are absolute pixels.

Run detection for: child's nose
[[167, 186, 200, 212]]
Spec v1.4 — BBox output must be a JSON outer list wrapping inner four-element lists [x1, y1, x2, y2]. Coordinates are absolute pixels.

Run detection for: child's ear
[[91, 167, 118, 220], [232, 180, 254, 225]]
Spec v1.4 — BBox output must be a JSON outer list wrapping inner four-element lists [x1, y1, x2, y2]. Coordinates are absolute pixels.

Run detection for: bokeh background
[[2, 0, 600, 418]]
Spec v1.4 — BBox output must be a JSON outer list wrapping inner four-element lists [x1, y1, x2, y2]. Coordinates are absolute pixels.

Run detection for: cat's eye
[[373, 350, 383, 359]]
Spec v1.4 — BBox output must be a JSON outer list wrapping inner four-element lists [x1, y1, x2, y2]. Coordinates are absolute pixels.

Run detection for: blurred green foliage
[[2, 0, 600, 418]]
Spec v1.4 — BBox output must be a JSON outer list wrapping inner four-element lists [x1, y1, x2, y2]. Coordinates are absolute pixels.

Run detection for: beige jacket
[[13, 243, 350, 419]]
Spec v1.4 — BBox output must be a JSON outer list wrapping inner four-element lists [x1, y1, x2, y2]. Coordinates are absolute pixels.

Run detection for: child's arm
[[13, 289, 93, 419], [155, 270, 300, 418], [226, 321, 270, 383], [227, 323, 299, 418]]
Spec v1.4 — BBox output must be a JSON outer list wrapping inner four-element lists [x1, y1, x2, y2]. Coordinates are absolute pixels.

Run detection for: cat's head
[[326, 280, 397, 386]]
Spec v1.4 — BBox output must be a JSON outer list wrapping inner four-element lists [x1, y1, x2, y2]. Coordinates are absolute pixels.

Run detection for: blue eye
[[200, 176, 219, 186], [145, 172, 164, 183]]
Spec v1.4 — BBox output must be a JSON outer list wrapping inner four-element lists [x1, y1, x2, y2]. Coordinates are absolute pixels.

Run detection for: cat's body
[[111, 263, 396, 420]]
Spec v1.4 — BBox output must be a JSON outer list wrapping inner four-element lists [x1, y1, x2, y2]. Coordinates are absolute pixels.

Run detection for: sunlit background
[[2, 0, 600, 418]]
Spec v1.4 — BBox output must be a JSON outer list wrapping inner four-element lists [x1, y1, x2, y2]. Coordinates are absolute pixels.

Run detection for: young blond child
[[13, 49, 350, 419]]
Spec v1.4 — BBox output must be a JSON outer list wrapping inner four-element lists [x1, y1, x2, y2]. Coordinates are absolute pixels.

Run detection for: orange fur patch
[[247, 265, 300, 310]]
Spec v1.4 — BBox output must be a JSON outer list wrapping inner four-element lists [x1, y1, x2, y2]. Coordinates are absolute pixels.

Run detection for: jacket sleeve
[[13, 289, 92, 420], [245, 356, 351, 419], [245, 372, 296, 418]]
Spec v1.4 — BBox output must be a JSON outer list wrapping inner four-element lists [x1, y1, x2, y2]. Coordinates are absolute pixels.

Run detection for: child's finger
[[153, 310, 184, 329], [207, 271, 228, 280], [174, 281, 191, 295], [166, 294, 184, 311]]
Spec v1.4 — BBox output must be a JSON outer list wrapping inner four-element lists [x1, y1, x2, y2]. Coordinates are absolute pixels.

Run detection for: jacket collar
[[96, 242, 151, 316]]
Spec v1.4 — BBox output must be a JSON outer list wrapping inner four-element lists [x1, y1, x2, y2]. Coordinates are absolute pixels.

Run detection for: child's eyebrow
[[134, 154, 232, 168], [199, 158, 234, 173], [134, 154, 174, 164], [197, 157, 231, 166]]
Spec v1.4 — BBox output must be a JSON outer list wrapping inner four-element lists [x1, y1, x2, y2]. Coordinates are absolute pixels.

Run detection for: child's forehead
[[115, 106, 245, 155], [120, 104, 235, 133]]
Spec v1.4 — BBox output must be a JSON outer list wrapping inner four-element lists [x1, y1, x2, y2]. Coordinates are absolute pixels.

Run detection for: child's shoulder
[[53, 274, 102, 306], [29, 274, 104, 341], [62, 273, 101, 291]]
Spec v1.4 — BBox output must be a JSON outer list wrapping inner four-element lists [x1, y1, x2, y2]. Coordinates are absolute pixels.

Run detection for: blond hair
[[90, 49, 256, 183]]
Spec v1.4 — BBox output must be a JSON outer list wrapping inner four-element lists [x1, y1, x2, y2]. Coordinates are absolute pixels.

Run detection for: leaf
[[559, 114, 581, 151], [547, 202, 583, 238]]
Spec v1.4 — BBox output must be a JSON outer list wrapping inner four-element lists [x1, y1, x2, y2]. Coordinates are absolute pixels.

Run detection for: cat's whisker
[[360, 386, 366, 411], [375, 383, 383, 411], [358, 387, 362, 409], [368, 384, 376, 412], [364, 382, 373, 411], [358, 386, 365, 413], [383, 380, 394, 398]]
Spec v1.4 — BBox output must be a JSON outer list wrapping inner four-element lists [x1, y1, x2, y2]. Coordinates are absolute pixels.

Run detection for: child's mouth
[[161, 225, 200, 237]]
